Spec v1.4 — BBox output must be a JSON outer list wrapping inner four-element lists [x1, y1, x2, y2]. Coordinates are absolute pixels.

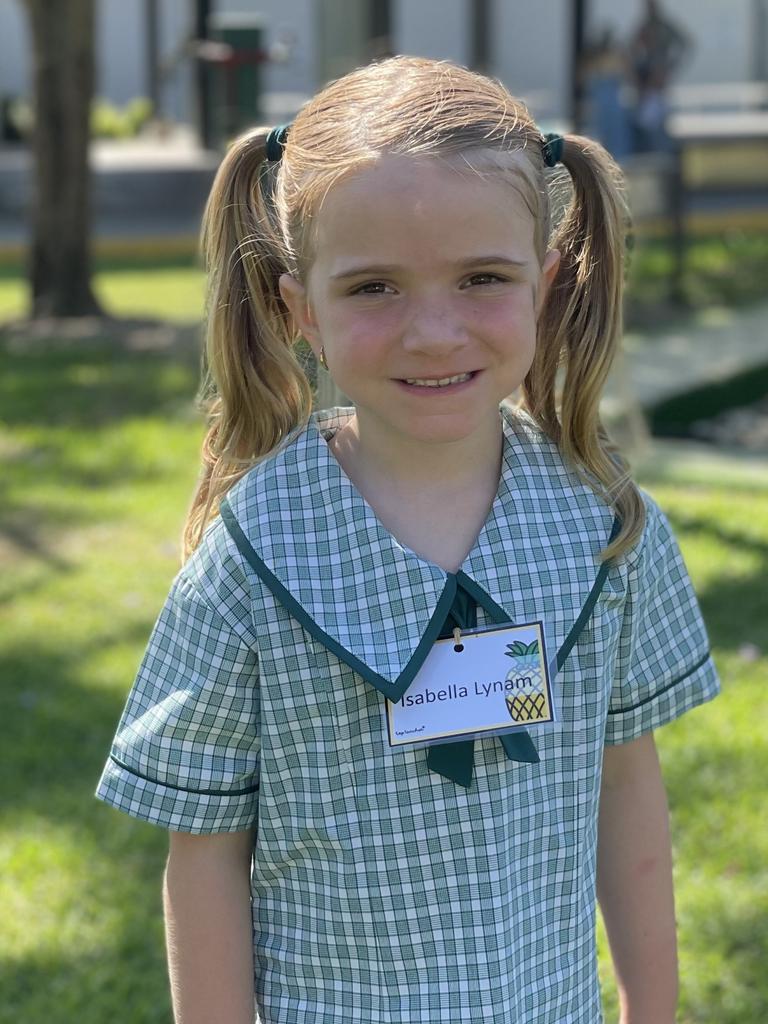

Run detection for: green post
[[208, 12, 266, 145]]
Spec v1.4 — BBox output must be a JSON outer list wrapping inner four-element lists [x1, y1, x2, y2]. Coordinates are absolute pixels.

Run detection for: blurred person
[[582, 26, 634, 161], [629, 0, 691, 152]]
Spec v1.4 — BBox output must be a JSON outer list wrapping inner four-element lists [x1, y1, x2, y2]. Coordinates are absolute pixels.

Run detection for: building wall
[[393, 0, 468, 66], [493, 0, 571, 124], [0, 2, 31, 98]]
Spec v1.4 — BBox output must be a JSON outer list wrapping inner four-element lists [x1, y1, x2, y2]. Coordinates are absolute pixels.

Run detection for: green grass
[[0, 254, 205, 324], [598, 444, 768, 1023], [626, 230, 768, 312], [0, 336, 201, 1022], [1, 330, 765, 1022]]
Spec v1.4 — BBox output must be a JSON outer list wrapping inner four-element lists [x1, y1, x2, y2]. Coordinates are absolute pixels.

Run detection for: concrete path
[[607, 303, 768, 410]]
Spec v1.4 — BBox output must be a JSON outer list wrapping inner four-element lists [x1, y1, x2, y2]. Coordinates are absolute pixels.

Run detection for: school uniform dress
[[96, 404, 720, 1024]]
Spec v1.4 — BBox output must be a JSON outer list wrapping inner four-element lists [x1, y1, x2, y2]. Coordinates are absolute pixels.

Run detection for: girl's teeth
[[404, 373, 472, 387]]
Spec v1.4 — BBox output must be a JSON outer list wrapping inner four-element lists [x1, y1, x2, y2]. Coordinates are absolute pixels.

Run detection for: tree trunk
[[25, 0, 102, 317]]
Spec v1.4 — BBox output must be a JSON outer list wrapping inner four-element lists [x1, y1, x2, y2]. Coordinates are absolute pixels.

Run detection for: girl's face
[[280, 154, 559, 449]]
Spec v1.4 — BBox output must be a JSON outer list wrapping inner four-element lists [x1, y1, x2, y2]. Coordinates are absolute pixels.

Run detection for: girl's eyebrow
[[330, 256, 529, 281]]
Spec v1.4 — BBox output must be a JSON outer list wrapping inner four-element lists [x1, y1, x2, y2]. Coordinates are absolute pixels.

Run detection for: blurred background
[[0, 2, 766, 1023]]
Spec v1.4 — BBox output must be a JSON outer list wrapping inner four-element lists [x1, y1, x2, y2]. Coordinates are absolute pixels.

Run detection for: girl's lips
[[395, 371, 480, 395]]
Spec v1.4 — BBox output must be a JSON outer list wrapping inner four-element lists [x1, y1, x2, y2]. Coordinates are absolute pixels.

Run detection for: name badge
[[386, 620, 555, 748]]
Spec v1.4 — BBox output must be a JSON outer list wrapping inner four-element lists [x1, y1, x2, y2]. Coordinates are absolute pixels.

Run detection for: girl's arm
[[597, 732, 678, 1024], [163, 828, 256, 1024]]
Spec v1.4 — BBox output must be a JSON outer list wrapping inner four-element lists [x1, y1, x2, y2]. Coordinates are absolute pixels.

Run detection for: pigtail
[[183, 128, 312, 559], [525, 134, 645, 562]]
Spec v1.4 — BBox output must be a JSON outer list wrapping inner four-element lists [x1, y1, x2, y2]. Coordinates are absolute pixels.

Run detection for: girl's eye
[[350, 281, 394, 295], [464, 273, 507, 287]]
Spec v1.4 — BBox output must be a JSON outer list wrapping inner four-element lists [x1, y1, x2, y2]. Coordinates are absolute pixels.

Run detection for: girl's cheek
[[346, 306, 402, 337], [467, 299, 534, 332]]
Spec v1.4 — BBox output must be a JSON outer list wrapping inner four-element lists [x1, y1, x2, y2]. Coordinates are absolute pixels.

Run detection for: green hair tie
[[265, 124, 290, 162], [541, 132, 565, 168]]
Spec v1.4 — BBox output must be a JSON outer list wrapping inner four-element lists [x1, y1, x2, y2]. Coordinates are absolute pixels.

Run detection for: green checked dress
[[96, 405, 720, 1023]]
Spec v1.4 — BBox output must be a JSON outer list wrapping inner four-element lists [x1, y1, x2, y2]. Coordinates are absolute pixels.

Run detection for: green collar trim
[[221, 500, 620, 703], [220, 502, 619, 786], [556, 514, 622, 671], [458, 513, 620, 674], [220, 499, 457, 704], [454, 571, 514, 623]]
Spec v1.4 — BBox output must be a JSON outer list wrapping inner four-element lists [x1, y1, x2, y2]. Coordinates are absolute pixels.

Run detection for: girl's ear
[[278, 274, 322, 352], [535, 249, 561, 317]]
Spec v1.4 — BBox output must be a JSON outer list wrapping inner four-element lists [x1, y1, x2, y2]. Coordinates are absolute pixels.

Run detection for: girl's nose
[[401, 298, 470, 354]]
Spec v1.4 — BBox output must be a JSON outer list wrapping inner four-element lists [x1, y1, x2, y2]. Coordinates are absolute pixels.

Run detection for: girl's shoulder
[[170, 421, 330, 632], [500, 404, 664, 566], [222, 406, 355, 530], [500, 403, 608, 496], [177, 501, 262, 641]]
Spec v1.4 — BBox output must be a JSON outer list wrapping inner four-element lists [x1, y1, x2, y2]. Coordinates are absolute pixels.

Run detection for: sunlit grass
[[595, 451, 768, 1023], [0, 256, 205, 323], [627, 230, 768, 310]]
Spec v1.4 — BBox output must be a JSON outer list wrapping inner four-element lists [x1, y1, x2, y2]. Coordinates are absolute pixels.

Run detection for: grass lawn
[[1, 324, 766, 1022], [625, 230, 768, 313], [0, 255, 206, 325]]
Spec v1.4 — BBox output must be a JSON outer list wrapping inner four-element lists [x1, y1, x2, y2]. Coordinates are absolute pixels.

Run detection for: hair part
[[184, 56, 644, 563]]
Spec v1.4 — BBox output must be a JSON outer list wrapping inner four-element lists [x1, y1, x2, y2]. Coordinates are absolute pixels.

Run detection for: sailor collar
[[220, 405, 618, 706]]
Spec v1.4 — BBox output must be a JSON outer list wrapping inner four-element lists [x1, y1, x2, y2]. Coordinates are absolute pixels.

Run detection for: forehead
[[310, 154, 538, 271]]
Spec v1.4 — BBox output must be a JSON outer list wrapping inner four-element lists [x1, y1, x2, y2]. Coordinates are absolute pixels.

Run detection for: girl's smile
[[395, 370, 480, 393]]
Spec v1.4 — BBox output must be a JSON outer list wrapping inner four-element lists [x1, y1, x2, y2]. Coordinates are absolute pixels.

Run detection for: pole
[[571, 0, 587, 132], [369, 0, 392, 58], [145, 0, 160, 118], [194, 0, 214, 148], [754, 0, 768, 81], [470, 0, 491, 72]]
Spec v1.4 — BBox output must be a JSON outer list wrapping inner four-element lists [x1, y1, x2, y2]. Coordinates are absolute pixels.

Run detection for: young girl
[[97, 56, 719, 1024]]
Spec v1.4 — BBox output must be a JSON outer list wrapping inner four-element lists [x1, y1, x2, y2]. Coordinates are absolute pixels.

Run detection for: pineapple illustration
[[504, 640, 550, 724]]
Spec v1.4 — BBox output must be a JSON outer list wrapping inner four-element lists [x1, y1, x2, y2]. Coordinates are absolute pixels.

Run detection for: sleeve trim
[[607, 649, 712, 715], [108, 754, 259, 796]]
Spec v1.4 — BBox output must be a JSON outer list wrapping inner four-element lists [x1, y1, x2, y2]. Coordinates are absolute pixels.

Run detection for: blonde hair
[[184, 55, 644, 562]]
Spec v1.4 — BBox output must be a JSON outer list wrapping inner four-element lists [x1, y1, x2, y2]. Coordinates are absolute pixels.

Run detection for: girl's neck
[[327, 409, 504, 503]]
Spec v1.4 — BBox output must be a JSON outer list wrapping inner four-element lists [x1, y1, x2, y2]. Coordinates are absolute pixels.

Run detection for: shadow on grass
[[0, 567, 65, 609], [0, 912, 172, 1024], [0, 623, 158, 810], [1, 628, 176, 1023], [0, 339, 200, 430], [0, 949, 172, 1024], [663, 732, 767, 837], [664, 510, 768, 652], [0, 514, 73, 572], [0, 336, 201, 571]]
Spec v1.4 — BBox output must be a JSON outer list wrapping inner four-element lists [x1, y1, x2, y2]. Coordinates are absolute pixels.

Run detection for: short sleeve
[[96, 572, 260, 833], [605, 494, 720, 745]]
